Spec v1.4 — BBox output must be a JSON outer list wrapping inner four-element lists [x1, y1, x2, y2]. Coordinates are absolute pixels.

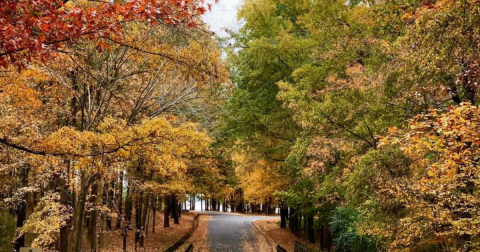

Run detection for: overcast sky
[[202, 0, 243, 38]]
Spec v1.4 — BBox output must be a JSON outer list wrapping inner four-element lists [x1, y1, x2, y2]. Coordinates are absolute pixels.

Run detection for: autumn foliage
[[215, 0, 480, 251], [0, 0, 229, 250], [3, 0, 480, 251], [380, 104, 480, 251], [0, 0, 214, 68]]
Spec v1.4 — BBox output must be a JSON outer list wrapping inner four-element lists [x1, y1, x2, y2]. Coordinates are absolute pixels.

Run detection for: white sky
[[202, 0, 243, 38]]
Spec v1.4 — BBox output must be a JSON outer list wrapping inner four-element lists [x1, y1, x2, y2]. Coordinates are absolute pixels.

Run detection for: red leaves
[[0, 0, 211, 69]]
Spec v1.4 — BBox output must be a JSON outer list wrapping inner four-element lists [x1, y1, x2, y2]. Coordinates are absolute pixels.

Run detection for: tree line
[[2, 0, 480, 252], [215, 0, 480, 251], [0, 0, 230, 251]]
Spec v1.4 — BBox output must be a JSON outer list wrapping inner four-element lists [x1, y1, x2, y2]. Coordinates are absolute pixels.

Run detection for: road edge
[[253, 219, 276, 252], [164, 213, 200, 252]]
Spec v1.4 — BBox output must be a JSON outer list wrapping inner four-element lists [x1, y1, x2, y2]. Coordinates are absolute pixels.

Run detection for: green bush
[[0, 211, 15, 252], [330, 207, 378, 252]]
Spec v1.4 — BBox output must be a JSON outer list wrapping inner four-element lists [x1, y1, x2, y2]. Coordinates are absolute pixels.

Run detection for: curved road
[[201, 212, 279, 252]]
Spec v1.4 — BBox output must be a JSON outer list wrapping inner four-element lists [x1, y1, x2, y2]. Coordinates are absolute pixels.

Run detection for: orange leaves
[[0, 0, 213, 69], [378, 104, 480, 251]]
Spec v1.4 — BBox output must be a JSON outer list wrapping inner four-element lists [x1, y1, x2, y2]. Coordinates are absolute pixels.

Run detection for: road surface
[[201, 212, 279, 252]]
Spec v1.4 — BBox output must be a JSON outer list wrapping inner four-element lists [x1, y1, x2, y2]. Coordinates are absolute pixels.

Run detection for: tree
[[0, 4, 228, 249], [378, 104, 480, 251], [0, 0, 214, 68]]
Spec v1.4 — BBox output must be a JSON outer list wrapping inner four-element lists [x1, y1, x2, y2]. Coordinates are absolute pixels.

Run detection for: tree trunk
[[172, 194, 179, 224], [74, 173, 94, 252], [135, 192, 143, 250], [280, 206, 288, 228], [178, 202, 182, 219], [88, 181, 99, 252], [212, 198, 217, 211], [230, 195, 235, 213], [98, 184, 107, 251], [289, 207, 299, 235], [125, 184, 133, 229], [116, 171, 124, 229], [152, 197, 156, 233], [122, 227, 128, 252], [307, 215, 315, 243], [140, 193, 149, 247], [326, 223, 332, 252], [320, 225, 325, 250], [105, 181, 113, 230], [59, 174, 70, 252], [163, 195, 170, 228]]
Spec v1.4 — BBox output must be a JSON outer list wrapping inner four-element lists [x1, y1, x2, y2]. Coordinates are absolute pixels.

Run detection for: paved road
[[201, 212, 279, 252]]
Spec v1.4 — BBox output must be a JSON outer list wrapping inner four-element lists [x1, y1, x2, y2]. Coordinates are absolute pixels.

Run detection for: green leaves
[[0, 211, 15, 252]]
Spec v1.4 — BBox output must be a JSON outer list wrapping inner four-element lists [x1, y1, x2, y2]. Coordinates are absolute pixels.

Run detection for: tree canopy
[[2, 0, 480, 251]]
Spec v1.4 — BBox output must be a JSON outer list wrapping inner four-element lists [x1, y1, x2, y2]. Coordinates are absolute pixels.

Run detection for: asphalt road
[[202, 212, 279, 252]]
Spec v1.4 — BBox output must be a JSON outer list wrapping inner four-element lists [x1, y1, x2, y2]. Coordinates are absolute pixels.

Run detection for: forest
[[1, 0, 480, 251]]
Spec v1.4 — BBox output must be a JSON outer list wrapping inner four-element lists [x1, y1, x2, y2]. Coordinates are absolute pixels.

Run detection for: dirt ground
[[254, 219, 319, 252], [100, 212, 195, 252], [176, 214, 211, 252]]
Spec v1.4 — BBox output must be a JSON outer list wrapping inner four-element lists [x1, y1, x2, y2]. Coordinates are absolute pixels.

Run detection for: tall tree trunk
[[116, 171, 124, 229], [172, 194, 179, 224], [122, 227, 128, 252], [152, 197, 157, 233], [231, 195, 236, 212], [107, 180, 114, 229], [189, 196, 194, 210], [125, 185, 133, 229], [163, 195, 170, 228], [212, 198, 217, 211], [146, 206, 150, 236], [289, 207, 299, 235], [320, 225, 325, 250], [140, 193, 149, 247], [135, 192, 143, 250], [307, 215, 315, 243], [178, 202, 182, 219], [74, 173, 94, 252], [280, 206, 288, 228], [98, 184, 106, 252], [98, 213, 105, 251], [88, 181, 99, 252], [59, 174, 70, 252], [326, 223, 332, 252]]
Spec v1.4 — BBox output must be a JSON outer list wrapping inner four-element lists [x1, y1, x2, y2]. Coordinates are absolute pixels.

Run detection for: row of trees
[[2, 0, 480, 251], [215, 0, 480, 251], [0, 0, 232, 251]]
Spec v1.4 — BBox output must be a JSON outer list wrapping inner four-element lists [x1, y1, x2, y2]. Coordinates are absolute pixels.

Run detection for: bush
[[330, 207, 377, 252], [0, 211, 15, 252]]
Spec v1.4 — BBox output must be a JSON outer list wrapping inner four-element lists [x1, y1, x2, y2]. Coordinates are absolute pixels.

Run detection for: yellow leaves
[[380, 104, 480, 250], [2, 115, 211, 182], [18, 193, 72, 248], [0, 68, 45, 110]]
